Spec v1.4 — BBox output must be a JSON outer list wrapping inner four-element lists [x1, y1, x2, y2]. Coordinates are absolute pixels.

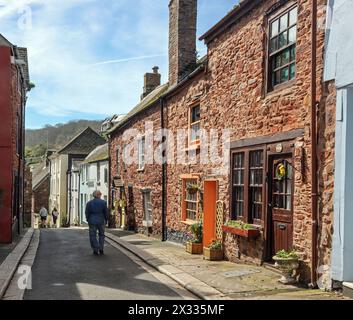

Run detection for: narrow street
[[24, 229, 193, 300]]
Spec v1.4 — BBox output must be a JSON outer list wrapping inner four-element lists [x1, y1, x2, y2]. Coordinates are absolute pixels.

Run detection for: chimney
[[141, 66, 161, 100], [168, 0, 197, 87]]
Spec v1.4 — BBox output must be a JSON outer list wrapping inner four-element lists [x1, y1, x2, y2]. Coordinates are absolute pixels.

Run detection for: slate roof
[[108, 83, 169, 134], [0, 34, 30, 88], [83, 143, 109, 164], [58, 127, 106, 155], [32, 161, 50, 191]]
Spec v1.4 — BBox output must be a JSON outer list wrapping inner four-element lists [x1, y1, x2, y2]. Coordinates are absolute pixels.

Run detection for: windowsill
[[185, 144, 200, 152], [181, 219, 197, 226], [137, 168, 145, 173], [265, 79, 296, 98]]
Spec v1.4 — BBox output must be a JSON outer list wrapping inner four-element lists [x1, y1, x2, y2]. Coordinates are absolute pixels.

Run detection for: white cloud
[[0, 0, 169, 120]]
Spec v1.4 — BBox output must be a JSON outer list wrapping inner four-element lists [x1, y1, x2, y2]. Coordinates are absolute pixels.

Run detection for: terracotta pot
[[203, 247, 223, 261], [273, 256, 299, 284], [187, 187, 198, 195], [186, 241, 203, 254]]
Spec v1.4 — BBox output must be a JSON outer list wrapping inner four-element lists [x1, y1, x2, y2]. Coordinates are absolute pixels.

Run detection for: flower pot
[[187, 187, 198, 195], [186, 241, 203, 254], [222, 225, 260, 239], [203, 247, 223, 261], [273, 256, 299, 284]]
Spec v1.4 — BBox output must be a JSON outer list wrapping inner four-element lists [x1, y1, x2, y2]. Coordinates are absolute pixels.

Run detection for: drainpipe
[[161, 97, 167, 241], [310, 0, 318, 288]]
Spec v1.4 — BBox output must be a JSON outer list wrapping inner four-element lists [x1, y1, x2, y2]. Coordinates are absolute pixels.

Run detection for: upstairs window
[[97, 162, 101, 182], [268, 6, 297, 89], [116, 148, 121, 176], [190, 105, 200, 145], [138, 137, 145, 171]]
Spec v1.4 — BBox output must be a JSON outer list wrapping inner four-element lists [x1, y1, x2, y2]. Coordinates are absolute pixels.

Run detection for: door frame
[[264, 141, 295, 261]]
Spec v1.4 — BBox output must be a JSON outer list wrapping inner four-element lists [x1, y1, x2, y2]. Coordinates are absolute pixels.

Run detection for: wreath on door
[[275, 162, 286, 180]]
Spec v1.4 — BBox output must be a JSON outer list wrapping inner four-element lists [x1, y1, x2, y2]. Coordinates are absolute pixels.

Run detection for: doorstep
[[343, 282, 353, 299]]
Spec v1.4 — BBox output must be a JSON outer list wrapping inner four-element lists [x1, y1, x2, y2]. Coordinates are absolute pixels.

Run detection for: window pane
[[288, 26, 297, 44], [191, 105, 200, 123], [270, 37, 278, 53], [250, 150, 264, 221], [275, 55, 281, 69], [289, 63, 296, 80], [289, 7, 298, 25], [279, 31, 288, 48], [281, 48, 290, 65], [274, 70, 281, 85], [280, 67, 289, 83], [290, 46, 296, 62], [191, 122, 200, 141], [280, 13, 288, 31], [271, 19, 279, 37]]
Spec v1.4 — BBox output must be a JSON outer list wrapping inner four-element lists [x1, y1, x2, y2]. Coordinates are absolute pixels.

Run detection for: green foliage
[[25, 143, 47, 165], [28, 82, 36, 91], [25, 120, 103, 149], [190, 222, 203, 244], [226, 220, 257, 230], [208, 240, 222, 250], [275, 249, 299, 259]]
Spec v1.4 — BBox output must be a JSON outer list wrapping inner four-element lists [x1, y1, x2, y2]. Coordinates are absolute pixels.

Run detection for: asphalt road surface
[[24, 229, 187, 300]]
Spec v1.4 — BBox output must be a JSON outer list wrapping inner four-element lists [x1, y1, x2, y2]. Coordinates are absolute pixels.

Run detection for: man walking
[[85, 190, 109, 256], [39, 206, 48, 228]]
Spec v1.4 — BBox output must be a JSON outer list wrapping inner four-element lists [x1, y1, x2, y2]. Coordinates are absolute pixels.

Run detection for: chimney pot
[[141, 66, 161, 100]]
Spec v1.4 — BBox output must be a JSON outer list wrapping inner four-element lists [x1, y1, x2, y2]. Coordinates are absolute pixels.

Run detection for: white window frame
[[142, 191, 153, 227], [138, 136, 145, 171]]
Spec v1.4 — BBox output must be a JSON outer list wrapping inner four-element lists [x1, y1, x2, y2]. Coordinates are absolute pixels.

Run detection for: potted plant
[[203, 240, 223, 261], [222, 220, 260, 238], [185, 222, 203, 254], [186, 182, 201, 195], [273, 250, 300, 284]]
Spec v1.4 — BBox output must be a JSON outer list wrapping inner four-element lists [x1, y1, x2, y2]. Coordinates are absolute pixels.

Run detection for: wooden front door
[[203, 181, 217, 247], [269, 155, 294, 257]]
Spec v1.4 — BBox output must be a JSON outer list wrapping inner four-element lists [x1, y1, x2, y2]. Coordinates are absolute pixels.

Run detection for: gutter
[[161, 97, 167, 241], [310, 0, 319, 288]]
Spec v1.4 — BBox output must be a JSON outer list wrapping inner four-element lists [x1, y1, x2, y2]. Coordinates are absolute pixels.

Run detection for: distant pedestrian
[[85, 190, 109, 256], [52, 207, 59, 228], [39, 206, 48, 228]]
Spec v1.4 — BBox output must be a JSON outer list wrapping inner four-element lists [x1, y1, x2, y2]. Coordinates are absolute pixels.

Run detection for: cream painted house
[[48, 127, 106, 226]]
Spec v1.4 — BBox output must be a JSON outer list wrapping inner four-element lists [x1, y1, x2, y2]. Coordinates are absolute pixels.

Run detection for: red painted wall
[[0, 46, 14, 243]]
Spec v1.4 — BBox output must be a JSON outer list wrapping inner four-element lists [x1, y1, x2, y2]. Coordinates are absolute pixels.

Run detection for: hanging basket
[[275, 162, 286, 180]]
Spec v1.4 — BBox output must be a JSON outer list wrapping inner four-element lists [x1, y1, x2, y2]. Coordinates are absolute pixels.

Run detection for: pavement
[[0, 229, 34, 298], [23, 229, 194, 300], [106, 229, 348, 300]]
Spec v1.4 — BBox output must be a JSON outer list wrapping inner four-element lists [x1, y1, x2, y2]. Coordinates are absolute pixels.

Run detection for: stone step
[[343, 282, 353, 299]]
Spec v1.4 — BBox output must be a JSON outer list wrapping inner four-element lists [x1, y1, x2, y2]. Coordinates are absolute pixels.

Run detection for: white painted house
[[79, 143, 109, 224], [324, 0, 353, 294]]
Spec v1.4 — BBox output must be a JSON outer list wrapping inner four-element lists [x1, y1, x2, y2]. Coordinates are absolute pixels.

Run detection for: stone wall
[[32, 177, 50, 214], [109, 103, 163, 237]]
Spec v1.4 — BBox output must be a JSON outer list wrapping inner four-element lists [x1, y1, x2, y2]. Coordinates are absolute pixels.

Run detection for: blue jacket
[[85, 198, 109, 225]]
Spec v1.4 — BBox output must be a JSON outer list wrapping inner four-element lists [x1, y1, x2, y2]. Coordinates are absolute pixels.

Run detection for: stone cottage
[[163, 0, 335, 286]]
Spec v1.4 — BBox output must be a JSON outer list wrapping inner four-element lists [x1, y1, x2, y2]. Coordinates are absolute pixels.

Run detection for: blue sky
[[0, 0, 236, 129]]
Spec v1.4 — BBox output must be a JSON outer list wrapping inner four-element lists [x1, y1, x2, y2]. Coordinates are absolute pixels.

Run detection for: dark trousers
[[89, 224, 105, 252]]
